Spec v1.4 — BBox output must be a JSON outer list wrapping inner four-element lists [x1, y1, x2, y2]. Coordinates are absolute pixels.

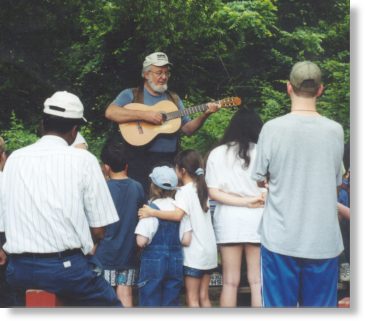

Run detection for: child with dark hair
[[139, 150, 217, 307], [95, 140, 145, 307], [135, 166, 192, 306]]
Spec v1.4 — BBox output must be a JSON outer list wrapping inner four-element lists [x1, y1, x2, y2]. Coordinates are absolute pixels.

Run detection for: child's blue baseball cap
[[149, 166, 178, 190]]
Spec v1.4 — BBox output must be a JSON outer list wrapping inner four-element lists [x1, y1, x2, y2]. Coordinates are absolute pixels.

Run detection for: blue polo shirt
[[95, 178, 145, 270], [113, 87, 191, 153]]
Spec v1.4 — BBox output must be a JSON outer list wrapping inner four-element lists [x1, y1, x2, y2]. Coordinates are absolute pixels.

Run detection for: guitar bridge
[[137, 121, 143, 134]]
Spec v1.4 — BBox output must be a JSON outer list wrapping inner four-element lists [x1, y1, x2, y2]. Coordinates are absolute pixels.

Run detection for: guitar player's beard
[[148, 79, 168, 94]]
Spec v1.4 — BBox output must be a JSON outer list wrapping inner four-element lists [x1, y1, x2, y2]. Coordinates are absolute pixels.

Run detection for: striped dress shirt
[[0, 135, 119, 254]]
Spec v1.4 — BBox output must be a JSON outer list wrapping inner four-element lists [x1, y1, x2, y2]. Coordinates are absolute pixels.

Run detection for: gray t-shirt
[[251, 113, 344, 259]]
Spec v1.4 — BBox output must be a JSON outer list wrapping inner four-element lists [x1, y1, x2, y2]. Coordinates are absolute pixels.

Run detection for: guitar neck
[[166, 101, 217, 121]]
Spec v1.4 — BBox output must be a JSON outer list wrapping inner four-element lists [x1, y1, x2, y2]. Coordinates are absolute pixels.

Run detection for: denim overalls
[[138, 208, 183, 306]]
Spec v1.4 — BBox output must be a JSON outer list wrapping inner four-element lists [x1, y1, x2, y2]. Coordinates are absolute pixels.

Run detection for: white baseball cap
[[43, 91, 87, 123], [143, 52, 172, 68]]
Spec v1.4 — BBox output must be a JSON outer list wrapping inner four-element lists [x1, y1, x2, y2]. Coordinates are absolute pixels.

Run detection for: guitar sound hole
[[161, 113, 167, 122]]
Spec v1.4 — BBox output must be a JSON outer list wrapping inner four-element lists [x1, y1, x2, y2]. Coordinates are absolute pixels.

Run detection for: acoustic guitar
[[119, 97, 241, 146]]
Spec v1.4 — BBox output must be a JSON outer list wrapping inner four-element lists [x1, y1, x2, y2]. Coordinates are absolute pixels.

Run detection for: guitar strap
[[166, 91, 180, 107], [132, 87, 144, 104]]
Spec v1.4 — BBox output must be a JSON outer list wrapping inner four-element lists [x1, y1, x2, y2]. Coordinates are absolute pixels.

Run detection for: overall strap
[[148, 201, 181, 248], [149, 202, 160, 211]]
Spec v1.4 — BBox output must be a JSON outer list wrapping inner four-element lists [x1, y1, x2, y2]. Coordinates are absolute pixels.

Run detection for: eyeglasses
[[149, 70, 171, 78]]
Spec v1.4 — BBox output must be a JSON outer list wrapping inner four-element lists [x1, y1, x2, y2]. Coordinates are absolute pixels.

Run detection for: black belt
[[10, 249, 82, 259]]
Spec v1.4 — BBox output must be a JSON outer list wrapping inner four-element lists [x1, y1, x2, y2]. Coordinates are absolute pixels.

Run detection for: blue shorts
[[183, 266, 214, 278], [261, 245, 339, 307]]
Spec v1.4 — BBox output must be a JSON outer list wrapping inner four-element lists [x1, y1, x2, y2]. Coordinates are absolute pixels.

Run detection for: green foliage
[[216, 0, 277, 39], [79, 123, 106, 160], [279, 28, 325, 58], [0, 1, 83, 127], [319, 57, 350, 141], [181, 108, 236, 155], [0, 0, 350, 154], [259, 83, 290, 123], [0, 112, 38, 152]]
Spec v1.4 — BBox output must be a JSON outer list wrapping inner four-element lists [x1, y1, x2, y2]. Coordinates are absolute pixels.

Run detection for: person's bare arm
[[181, 103, 219, 136], [90, 227, 105, 243], [209, 188, 265, 208], [338, 202, 350, 220], [105, 103, 164, 125], [136, 235, 149, 248], [181, 231, 192, 247], [0, 249, 7, 266], [138, 205, 185, 221]]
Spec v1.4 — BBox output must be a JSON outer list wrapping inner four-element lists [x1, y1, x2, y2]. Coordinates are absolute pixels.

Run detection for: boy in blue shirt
[[95, 140, 145, 307]]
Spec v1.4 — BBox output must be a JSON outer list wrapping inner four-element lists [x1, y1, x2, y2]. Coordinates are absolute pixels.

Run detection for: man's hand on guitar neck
[[144, 102, 219, 125], [204, 102, 220, 116], [182, 102, 219, 135]]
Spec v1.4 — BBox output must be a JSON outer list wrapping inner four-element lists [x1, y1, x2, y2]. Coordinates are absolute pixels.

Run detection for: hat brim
[[143, 62, 173, 68], [43, 112, 87, 124], [149, 175, 177, 190], [153, 61, 172, 67], [72, 117, 87, 125]]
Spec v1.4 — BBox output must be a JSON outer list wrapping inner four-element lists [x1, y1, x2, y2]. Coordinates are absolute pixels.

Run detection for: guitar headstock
[[219, 97, 242, 108]]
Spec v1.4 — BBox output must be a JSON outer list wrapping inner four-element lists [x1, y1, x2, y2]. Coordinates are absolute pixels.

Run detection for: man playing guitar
[[105, 52, 219, 195]]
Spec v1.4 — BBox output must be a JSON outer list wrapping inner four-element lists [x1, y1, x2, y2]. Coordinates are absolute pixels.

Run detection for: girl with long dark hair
[[205, 108, 265, 307]]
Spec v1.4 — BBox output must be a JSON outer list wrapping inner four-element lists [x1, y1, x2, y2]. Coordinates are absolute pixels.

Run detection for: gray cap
[[290, 61, 321, 92], [143, 52, 172, 68]]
